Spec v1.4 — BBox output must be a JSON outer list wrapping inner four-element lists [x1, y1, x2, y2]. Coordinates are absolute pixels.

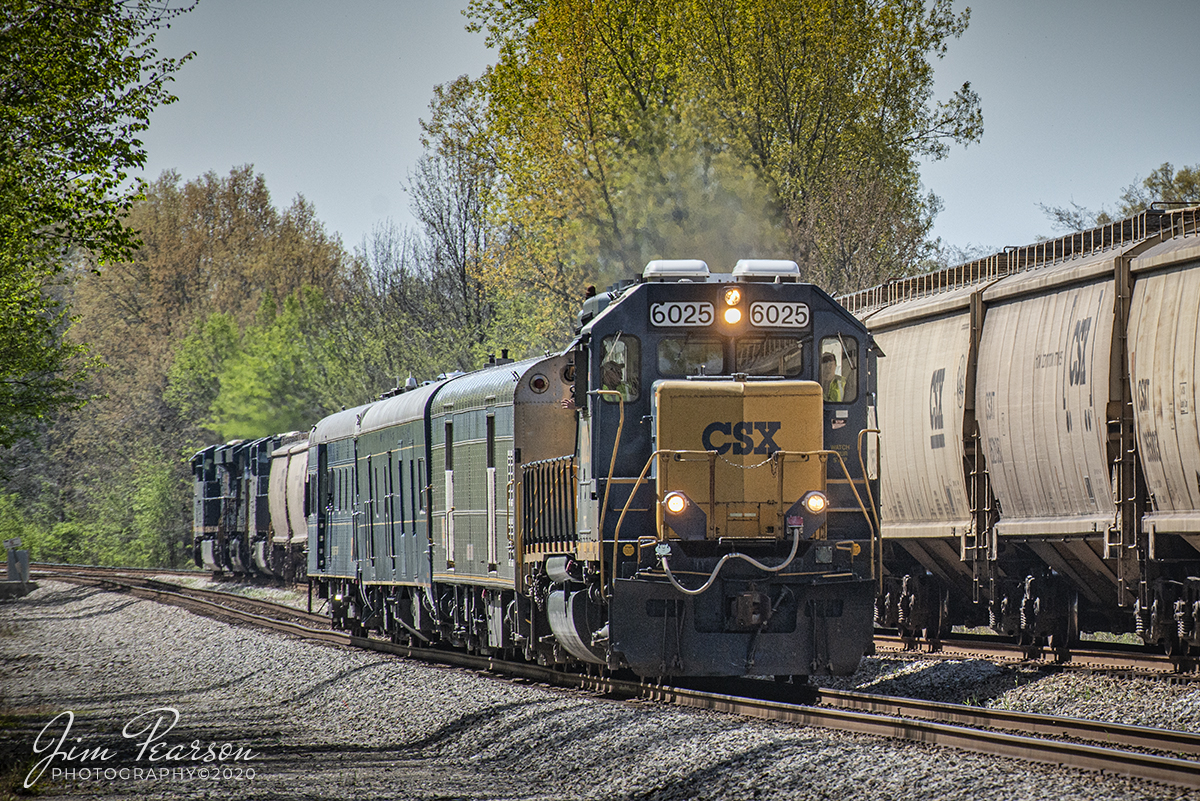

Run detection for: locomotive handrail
[[857, 427, 883, 593], [591, 388, 626, 597], [608, 448, 671, 599]]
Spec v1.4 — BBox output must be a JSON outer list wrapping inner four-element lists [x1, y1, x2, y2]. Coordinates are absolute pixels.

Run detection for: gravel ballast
[[0, 581, 1192, 800]]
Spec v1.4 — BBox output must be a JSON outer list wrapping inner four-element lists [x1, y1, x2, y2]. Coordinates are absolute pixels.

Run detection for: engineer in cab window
[[600, 334, 640, 402], [820, 352, 845, 402], [819, 336, 858, 403]]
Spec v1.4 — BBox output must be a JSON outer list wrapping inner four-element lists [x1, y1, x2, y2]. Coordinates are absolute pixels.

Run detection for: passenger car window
[[819, 336, 858, 402], [657, 337, 724, 376], [600, 334, 640, 402], [737, 337, 804, 377]]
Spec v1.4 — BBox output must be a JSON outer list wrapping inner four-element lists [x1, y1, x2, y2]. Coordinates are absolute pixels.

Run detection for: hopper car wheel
[[1017, 632, 1044, 660], [1049, 592, 1079, 663], [1164, 633, 1188, 659]]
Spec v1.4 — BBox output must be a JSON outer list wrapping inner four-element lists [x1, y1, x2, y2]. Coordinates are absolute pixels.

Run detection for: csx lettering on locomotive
[[700, 421, 783, 455]]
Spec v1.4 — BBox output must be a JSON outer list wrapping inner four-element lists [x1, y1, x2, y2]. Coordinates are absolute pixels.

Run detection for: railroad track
[[875, 633, 1196, 677], [32, 567, 1200, 791]]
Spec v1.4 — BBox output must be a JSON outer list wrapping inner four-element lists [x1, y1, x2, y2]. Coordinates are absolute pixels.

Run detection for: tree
[[1040, 161, 1200, 233], [0, 0, 193, 447], [174, 291, 333, 441], [0, 266, 94, 448], [1118, 162, 1200, 215], [409, 77, 498, 365], [9, 167, 348, 567], [466, 0, 982, 317]]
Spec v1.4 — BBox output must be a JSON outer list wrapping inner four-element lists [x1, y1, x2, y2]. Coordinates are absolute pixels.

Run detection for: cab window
[[657, 337, 724, 377], [737, 337, 804, 377], [819, 336, 858, 402], [600, 334, 640, 402]]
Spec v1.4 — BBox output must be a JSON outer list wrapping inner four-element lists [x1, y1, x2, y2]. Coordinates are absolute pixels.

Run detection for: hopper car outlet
[[844, 206, 1200, 656], [193, 259, 881, 679]]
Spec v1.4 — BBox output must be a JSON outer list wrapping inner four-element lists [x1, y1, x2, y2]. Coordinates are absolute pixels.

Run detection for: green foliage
[[129, 455, 184, 567], [4, 166, 350, 568], [205, 291, 330, 440], [0, 494, 31, 550], [0, 441, 190, 567], [1118, 162, 1200, 215], [0, 265, 95, 448], [164, 313, 241, 420], [0, 1, 193, 447]]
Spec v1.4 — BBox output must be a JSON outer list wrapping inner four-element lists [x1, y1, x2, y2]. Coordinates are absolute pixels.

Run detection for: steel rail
[[39, 570, 328, 628], [641, 684, 1200, 790], [818, 687, 1200, 757], [874, 634, 1189, 676], [38, 569, 1200, 791]]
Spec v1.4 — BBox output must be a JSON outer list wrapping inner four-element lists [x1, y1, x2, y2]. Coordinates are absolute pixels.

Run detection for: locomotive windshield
[[736, 336, 806, 377], [657, 336, 724, 376]]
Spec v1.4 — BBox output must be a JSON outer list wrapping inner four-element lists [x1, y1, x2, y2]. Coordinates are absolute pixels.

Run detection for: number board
[[650, 302, 714, 327], [749, 302, 810, 328]]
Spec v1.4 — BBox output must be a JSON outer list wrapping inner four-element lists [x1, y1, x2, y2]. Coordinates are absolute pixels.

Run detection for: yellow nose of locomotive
[[654, 380, 825, 540]]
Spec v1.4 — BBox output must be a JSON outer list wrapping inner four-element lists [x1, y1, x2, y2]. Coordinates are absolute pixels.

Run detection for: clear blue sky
[[137, 0, 1200, 261]]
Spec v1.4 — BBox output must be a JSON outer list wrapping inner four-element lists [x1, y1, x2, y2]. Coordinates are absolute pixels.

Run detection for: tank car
[[307, 258, 881, 678], [843, 206, 1200, 655], [267, 433, 309, 581]]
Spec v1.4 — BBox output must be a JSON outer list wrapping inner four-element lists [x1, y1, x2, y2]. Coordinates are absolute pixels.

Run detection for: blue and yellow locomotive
[[300, 258, 880, 678]]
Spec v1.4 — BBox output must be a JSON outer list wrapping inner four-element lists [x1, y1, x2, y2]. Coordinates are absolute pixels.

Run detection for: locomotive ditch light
[[664, 491, 689, 515], [661, 491, 707, 540], [723, 287, 742, 306], [785, 491, 829, 540]]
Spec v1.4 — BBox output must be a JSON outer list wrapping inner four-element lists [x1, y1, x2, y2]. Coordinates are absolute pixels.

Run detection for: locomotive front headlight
[[803, 491, 827, 514], [723, 306, 743, 325], [723, 287, 742, 306], [664, 491, 689, 515]]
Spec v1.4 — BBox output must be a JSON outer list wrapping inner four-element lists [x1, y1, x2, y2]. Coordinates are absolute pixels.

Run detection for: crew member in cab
[[819, 336, 857, 403], [600, 334, 640, 402], [820, 352, 845, 402]]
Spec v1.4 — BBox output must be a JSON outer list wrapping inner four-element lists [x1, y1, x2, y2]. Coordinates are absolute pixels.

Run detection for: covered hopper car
[[843, 206, 1200, 656]]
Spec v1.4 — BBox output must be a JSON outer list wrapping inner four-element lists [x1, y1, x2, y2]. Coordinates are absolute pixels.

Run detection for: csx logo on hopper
[[701, 421, 783, 455]]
